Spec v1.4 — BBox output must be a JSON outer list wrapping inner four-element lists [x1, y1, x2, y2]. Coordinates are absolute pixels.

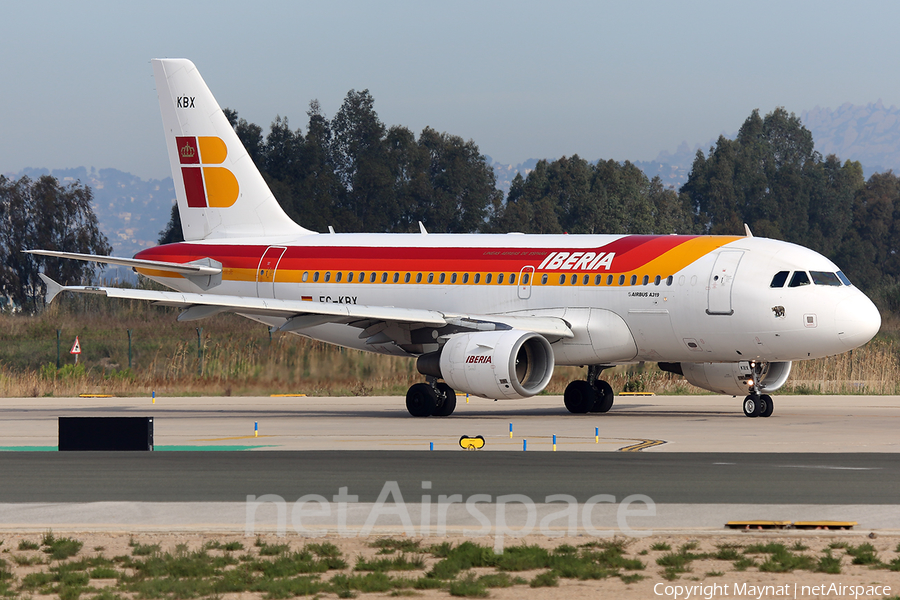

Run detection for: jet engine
[[659, 361, 792, 396], [417, 330, 555, 399]]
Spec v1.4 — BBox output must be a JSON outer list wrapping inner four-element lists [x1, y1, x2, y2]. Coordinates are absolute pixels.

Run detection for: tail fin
[[151, 59, 311, 240]]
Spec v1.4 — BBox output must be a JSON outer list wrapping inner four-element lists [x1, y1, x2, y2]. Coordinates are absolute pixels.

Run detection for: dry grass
[[0, 296, 898, 397]]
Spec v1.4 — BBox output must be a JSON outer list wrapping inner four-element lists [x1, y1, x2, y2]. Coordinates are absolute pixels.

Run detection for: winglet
[[39, 273, 64, 305], [744, 223, 753, 237]]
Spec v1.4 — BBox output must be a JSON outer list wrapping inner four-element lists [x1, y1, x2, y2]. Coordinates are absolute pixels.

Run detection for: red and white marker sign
[[70, 336, 81, 355]]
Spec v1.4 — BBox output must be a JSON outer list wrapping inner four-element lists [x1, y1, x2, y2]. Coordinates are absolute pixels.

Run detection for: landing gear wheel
[[590, 380, 615, 413], [742, 394, 762, 418], [759, 394, 774, 418], [432, 383, 457, 417], [564, 380, 596, 414], [406, 383, 437, 417]]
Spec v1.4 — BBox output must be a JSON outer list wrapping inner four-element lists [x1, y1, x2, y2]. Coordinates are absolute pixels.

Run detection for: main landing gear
[[742, 362, 774, 418], [563, 365, 615, 414], [406, 380, 457, 417]]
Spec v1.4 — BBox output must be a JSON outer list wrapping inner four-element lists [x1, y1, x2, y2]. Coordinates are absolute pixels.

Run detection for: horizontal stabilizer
[[26, 250, 222, 276]]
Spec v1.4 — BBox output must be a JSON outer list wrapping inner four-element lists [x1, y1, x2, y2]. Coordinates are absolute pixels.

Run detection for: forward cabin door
[[257, 246, 287, 299], [706, 251, 743, 315]]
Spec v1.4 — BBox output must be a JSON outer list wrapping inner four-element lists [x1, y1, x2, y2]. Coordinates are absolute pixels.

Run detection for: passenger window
[[451, 273, 458, 283], [654, 275, 661, 285], [416, 273, 422, 283], [607, 275, 613, 285], [559, 274, 566, 285], [811, 271, 841, 286], [770, 271, 789, 288], [346, 272, 352, 283], [522, 273, 529, 284], [463, 273, 469, 283], [788, 271, 811, 287], [313, 272, 320, 283], [594, 274, 602, 285], [324, 272, 331, 282], [618, 275, 625, 285], [570, 274, 577, 285], [630, 275, 637, 285], [393, 273, 399, 283], [359, 272, 364, 282], [302, 271, 309, 282], [405, 273, 411, 283], [837, 271, 852, 286], [497, 273, 504, 284], [510, 273, 516, 285], [427, 273, 433, 283], [642, 275, 649, 285], [337, 272, 343, 282], [379, 272, 385, 283], [474, 273, 480, 284], [666, 275, 673, 286], [540, 274, 547, 285], [485, 273, 492, 284], [439, 273, 445, 283]]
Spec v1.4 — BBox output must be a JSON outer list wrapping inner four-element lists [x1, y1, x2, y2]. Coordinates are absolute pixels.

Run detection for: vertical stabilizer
[[152, 59, 311, 240]]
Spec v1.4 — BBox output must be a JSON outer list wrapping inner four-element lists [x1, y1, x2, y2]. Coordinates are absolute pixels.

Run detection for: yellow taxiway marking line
[[270, 394, 307, 397], [618, 439, 667, 452], [196, 435, 279, 441]]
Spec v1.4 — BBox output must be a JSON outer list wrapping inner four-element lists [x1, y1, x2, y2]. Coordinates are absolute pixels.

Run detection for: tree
[[0, 174, 111, 310]]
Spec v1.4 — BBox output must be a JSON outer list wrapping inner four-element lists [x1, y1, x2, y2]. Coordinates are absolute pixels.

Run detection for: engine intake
[[417, 330, 555, 399]]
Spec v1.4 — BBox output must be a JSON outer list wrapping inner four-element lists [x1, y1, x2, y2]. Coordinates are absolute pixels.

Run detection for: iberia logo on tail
[[177, 136, 239, 208]]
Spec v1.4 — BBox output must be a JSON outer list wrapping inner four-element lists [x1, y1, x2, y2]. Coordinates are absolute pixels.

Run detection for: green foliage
[[650, 542, 671, 551], [41, 535, 82, 561], [354, 554, 424, 572], [0, 174, 111, 311], [447, 572, 488, 597], [845, 542, 881, 565], [529, 571, 558, 587], [17, 540, 39, 551], [369, 538, 421, 554], [816, 551, 842, 574]]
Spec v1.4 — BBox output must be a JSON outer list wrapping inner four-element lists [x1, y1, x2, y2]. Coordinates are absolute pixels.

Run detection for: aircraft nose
[[835, 292, 881, 349]]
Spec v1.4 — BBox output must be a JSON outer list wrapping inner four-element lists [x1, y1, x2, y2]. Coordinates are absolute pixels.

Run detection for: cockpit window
[[788, 271, 811, 287], [837, 271, 852, 286], [770, 271, 789, 288], [810, 271, 842, 286]]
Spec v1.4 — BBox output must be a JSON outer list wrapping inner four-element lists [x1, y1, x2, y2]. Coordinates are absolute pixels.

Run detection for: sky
[[3, 0, 900, 181]]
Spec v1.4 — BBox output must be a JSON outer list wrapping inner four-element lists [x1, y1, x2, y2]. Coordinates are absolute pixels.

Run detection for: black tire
[[742, 394, 761, 418], [564, 380, 596, 414], [759, 394, 774, 418], [406, 383, 437, 417], [590, 380, 615, 413], [433, 383, 457, 417]]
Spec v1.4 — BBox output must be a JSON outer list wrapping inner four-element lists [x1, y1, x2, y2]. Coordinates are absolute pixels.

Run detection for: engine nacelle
[[659, 361, 792, 396], [417, 330, 555, 399]]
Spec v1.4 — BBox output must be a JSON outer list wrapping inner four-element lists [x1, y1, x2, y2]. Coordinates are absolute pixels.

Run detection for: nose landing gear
[[742, 362, 774, 418]]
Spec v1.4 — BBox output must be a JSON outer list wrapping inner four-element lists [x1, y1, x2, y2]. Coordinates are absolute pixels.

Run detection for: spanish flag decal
[[177, 136, 239, 208]]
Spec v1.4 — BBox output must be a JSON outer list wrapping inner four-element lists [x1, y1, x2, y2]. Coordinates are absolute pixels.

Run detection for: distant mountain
[[802, 101, 900, 178], [6, 167, 174, 259]]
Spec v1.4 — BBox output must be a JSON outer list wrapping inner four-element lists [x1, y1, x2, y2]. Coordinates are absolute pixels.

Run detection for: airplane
[[31, 59, 882, 419]]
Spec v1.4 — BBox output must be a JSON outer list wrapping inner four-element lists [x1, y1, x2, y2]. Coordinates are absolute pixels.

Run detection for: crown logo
[[180, 143, 195, 159]]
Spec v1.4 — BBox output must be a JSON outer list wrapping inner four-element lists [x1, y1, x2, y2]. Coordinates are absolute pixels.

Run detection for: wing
[[39, 275, 573, 354]]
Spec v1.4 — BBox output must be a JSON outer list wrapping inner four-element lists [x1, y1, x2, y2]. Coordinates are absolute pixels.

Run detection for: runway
[[2, 394, 899, 533], [2, 394, 900, 452], [0, 452, 897, 504]]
